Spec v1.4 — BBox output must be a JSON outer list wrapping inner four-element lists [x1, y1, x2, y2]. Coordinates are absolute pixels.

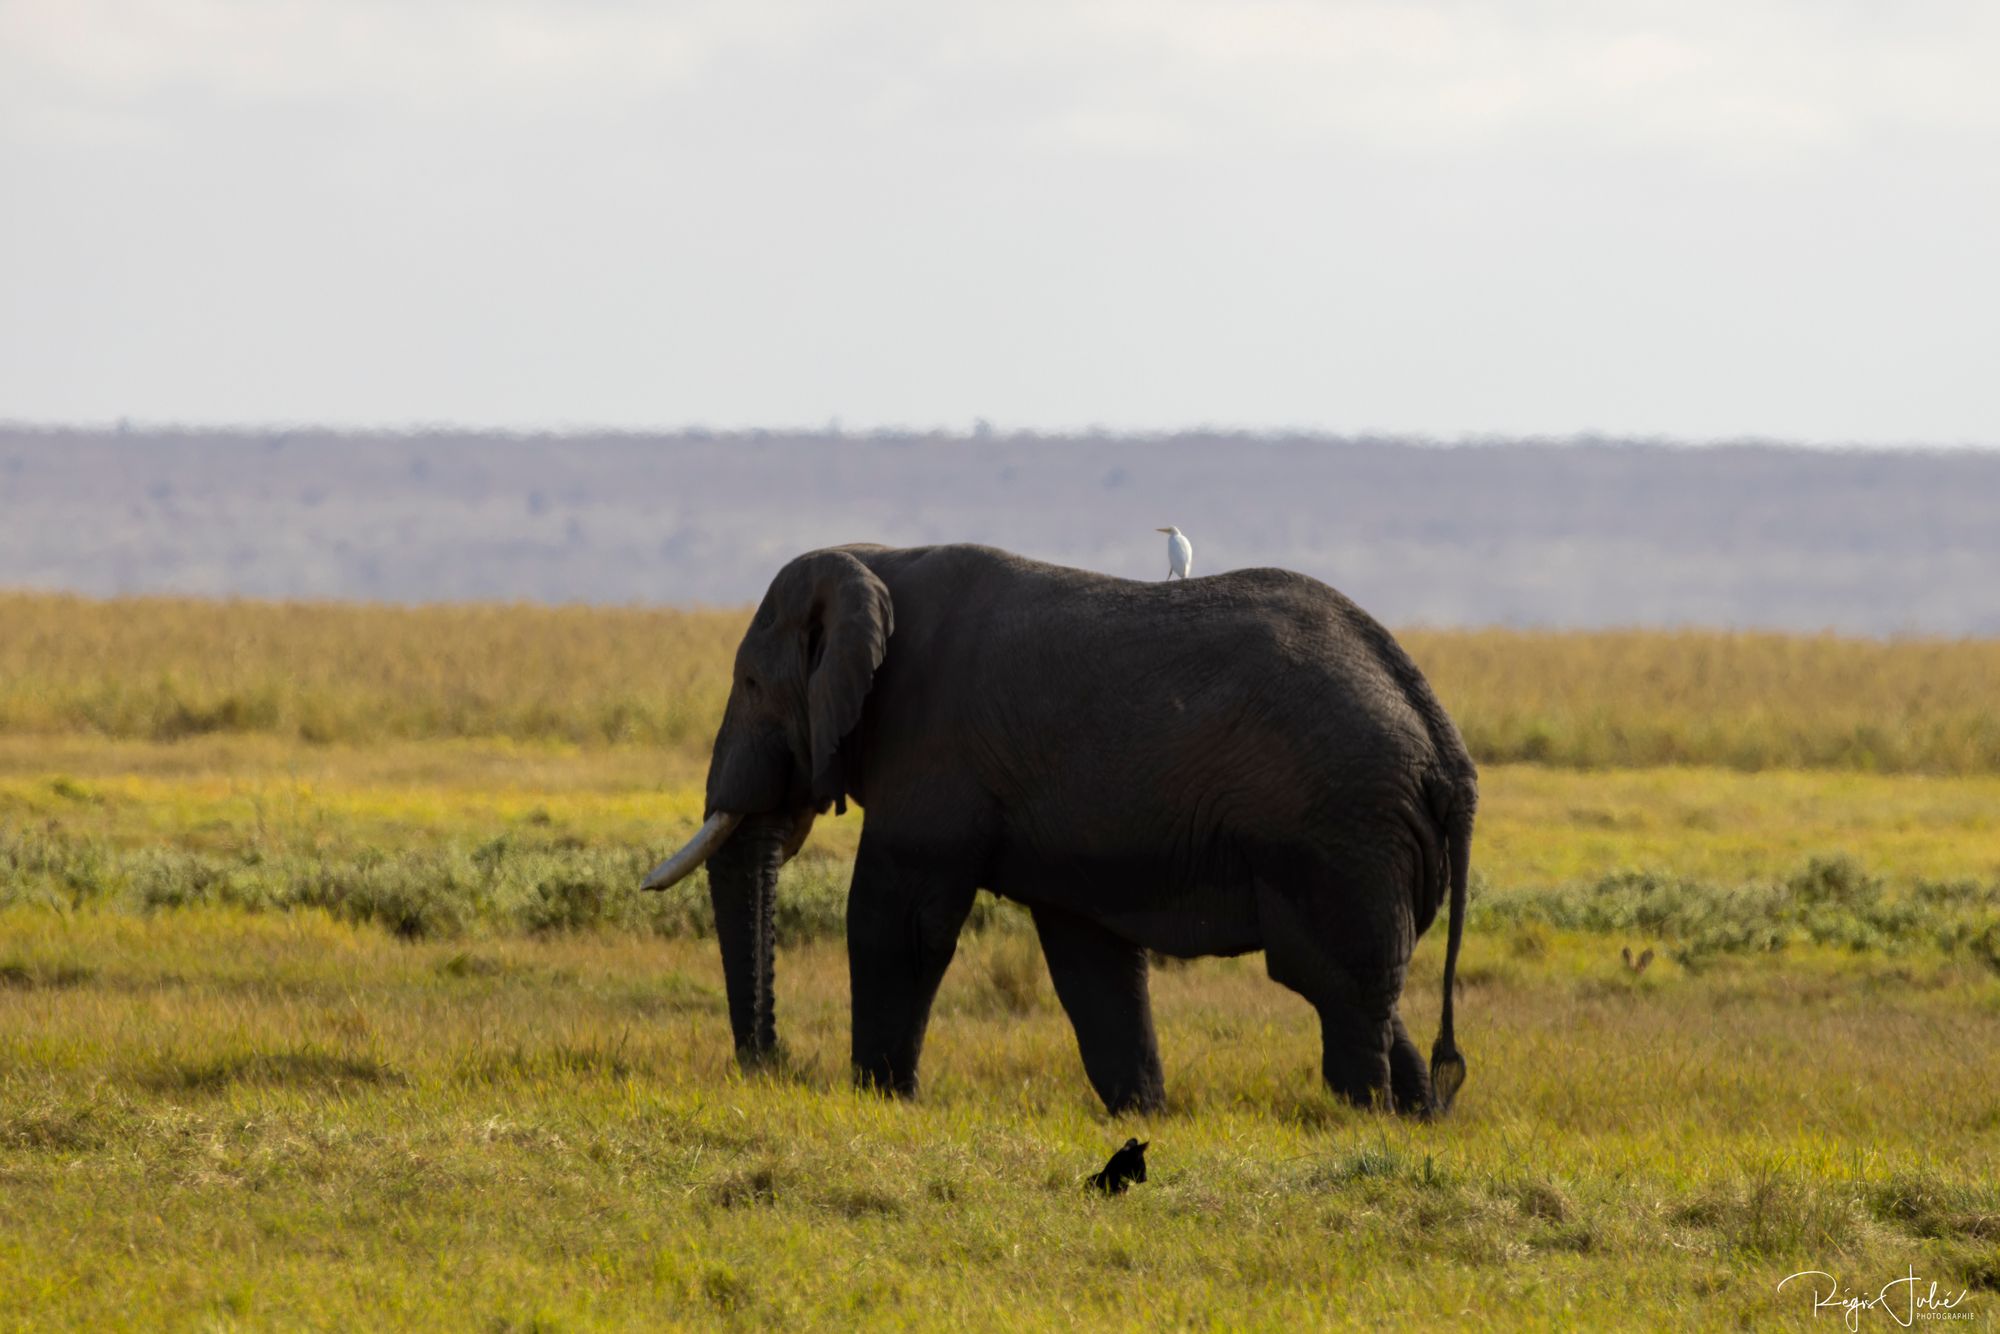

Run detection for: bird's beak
[[1155, 527, 1172, 533]]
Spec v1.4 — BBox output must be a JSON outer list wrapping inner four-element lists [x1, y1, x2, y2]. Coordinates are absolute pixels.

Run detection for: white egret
[[1156, 526, 1193, 580]]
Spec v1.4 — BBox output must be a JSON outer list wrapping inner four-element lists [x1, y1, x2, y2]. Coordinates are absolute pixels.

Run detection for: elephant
[[641, 543, 1478, 1116]]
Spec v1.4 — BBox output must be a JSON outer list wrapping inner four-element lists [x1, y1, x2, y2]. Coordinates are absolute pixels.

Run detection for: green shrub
[[1477, 857, 1998, 963], [10, 817, 1999, 960]]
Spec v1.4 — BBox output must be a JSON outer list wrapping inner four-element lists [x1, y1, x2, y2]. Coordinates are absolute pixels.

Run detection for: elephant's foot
[[851, 1060, 919, 1101], [1320, 1020, 1394, 1112], [1387, 1013, 1436, 1117], [1100, 1079, 1167, 1118], [734, 1039, 796, 1079]]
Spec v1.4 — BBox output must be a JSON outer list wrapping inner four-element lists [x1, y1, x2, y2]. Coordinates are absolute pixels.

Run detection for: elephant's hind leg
[[1031, 904, 1166, 1115], [1388, 1010, 1434, 1115], [1258, 870, 1410, 1111]]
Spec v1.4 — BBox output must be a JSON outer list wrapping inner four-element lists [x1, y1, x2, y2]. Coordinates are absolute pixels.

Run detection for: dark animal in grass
[[1087, 1138, 1149, 1195], [1621, 946, 1655, 975], [639, 543, 1478, 1117]]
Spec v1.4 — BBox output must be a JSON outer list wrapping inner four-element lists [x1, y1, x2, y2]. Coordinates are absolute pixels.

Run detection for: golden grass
[[0, 592, 744, 748], [1401, 626, 2000, 774], [6, 592, 2000, 772]]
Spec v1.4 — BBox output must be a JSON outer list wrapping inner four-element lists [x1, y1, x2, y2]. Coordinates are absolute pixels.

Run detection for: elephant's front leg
[[847, 835, 976, 1098]]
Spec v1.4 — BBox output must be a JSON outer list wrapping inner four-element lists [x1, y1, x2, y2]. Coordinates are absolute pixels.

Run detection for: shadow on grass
[[1668, 1168, 1868, 1257], [1865, 1172, 2000, 1243], [0, 960, 99, 990], [701, 1157, 907, 1220], [134, 1045, 403, 1094]]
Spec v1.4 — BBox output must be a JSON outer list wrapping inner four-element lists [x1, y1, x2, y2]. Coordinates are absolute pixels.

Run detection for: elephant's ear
[[798, 550, 894, 807]]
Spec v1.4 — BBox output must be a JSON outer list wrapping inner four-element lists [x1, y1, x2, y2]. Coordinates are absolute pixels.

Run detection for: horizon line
[[5, 419, 1998, 455]]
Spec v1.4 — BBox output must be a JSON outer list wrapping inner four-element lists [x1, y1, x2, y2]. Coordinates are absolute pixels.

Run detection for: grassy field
[[3, 911, 1996, 1328], [3, 596, 2000, 1328], [7, 592, 2000, 772]]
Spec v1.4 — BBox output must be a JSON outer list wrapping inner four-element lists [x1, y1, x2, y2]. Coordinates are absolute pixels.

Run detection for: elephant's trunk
[[705, 814, 787, 1064], [640, 811, 743, 891]]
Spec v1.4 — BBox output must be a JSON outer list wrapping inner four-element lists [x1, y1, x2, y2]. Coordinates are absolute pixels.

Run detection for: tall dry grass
[[5, 592, 1999, 772], [1402, 627, 2000, 773], [0, 593, 744, 748]]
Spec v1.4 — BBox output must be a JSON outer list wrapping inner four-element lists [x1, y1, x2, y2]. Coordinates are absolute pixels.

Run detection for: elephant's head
[[639, 548, 894, 1064]]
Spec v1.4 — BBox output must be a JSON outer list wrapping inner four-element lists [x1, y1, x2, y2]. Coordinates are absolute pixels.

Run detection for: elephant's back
[[1066, 562, 1463, 764], [865, 543, 1473, 791]]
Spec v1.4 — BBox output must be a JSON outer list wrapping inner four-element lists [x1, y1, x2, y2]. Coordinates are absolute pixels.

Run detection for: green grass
[[7, 737, 2000, 882], [2, 740, 1999, 1326], [2, 910, 1996, 1329]]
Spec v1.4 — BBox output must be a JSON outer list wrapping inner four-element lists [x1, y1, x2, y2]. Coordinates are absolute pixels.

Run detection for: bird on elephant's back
[[642, 542, 1477, 1117]]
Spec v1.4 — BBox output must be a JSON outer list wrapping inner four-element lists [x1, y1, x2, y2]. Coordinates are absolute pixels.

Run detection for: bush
[[1476, 857, 1999, 963], [1786, 855, 1882, 909], [11, 816, 2000, 961], [1968, 924, 2000, 976]]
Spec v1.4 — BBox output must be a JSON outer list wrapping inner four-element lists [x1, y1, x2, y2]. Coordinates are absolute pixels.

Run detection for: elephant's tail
[[1428, 803, 1472, 1115]]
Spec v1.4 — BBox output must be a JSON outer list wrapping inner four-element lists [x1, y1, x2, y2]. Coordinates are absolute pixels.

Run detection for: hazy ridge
[[4, 426, 1997, 634]]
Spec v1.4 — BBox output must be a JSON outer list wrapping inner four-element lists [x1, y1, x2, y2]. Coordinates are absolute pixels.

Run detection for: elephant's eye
[[741, 676, 758, 692]]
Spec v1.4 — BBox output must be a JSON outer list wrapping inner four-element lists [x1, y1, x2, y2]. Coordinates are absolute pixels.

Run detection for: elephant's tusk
[[640, 811, 743, 891]]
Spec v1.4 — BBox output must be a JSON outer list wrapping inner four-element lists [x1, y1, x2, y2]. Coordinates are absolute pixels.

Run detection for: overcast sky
[[3, 1, 1996, 443]]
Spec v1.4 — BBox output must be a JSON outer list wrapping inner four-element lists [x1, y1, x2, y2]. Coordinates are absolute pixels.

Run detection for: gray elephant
[[642, 544, 1477, 1116]]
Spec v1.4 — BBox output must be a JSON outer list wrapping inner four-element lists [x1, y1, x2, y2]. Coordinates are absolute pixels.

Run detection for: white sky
[[2, 0, 1996, 442]]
